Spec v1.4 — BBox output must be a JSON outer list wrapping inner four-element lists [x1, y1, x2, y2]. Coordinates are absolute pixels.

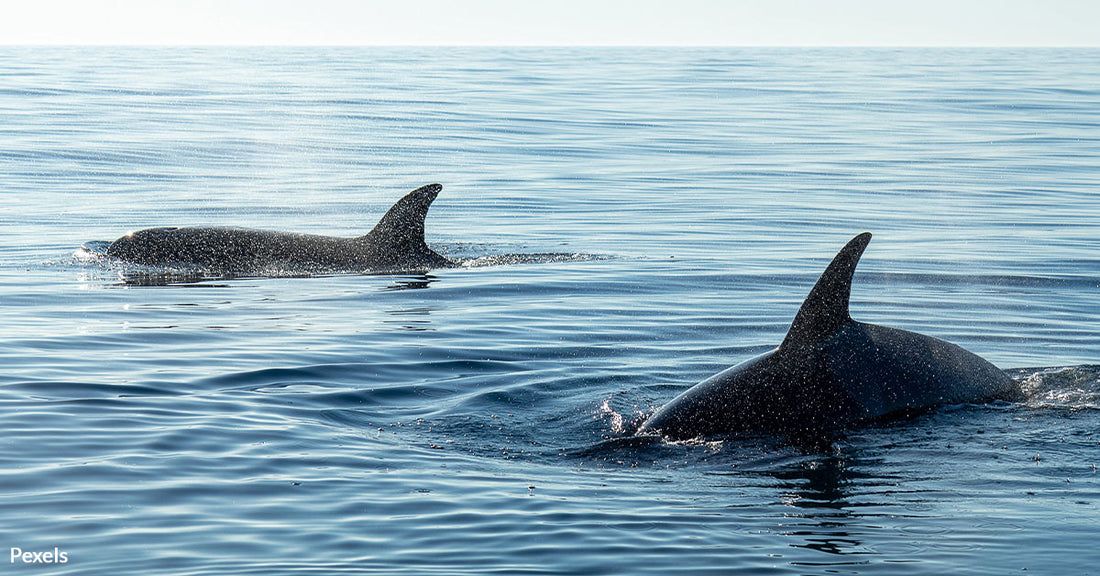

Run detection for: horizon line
[[3, 43, 1098, 48]]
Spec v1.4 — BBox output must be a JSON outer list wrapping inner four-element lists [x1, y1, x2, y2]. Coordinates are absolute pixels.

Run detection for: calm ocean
[[1, 47, 1098, 575]]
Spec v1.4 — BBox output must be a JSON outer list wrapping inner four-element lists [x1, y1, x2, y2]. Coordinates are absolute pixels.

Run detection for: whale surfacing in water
[[638, 232, 1022, 441], [106, 184, 453, 274]]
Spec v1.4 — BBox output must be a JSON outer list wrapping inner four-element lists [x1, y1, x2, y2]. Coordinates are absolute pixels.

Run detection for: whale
[[105, 183, 454, 274], [638, 232, 1022, 441]]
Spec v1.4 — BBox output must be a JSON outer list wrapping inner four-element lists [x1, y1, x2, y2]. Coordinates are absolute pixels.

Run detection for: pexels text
[[10, 547, 69, 564]]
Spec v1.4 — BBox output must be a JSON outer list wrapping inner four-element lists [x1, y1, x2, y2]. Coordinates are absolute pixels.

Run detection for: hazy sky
[[2, 0, 1097, 46]]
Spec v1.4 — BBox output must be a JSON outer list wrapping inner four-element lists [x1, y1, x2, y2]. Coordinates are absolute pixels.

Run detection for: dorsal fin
[[781, 232, 872, 348], [363, 183, 442, 252]]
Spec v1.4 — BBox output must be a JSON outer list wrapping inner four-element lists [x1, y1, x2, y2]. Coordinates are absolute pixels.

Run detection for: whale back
[[105, 184, 452, 273], [638, 232, 1021, 441]]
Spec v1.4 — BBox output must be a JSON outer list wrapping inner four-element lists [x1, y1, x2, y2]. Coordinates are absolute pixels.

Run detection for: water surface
[[1, 47, 1099, 575]]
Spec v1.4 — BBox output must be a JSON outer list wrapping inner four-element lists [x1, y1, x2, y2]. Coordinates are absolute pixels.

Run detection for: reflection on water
[[384, 305, 435, 331], [767, 454, 882, 564], [110, 268, 444, 289], [117, 269, 228, 287], [382, 275, 437, 291], [773, 454, 854, 509]]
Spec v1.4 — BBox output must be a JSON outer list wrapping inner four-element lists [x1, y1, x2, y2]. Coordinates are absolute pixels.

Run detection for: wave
[[1011, 365, 1100, 411]]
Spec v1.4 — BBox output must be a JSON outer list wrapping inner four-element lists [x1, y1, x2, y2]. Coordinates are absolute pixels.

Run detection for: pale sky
[[1, 0, 1097, 46]]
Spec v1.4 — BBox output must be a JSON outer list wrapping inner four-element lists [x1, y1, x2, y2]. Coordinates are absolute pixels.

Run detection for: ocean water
[[1, 47, 1099, 575]]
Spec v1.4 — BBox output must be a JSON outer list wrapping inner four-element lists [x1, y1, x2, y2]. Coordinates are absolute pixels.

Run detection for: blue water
[[2, 47, 1099, 575]]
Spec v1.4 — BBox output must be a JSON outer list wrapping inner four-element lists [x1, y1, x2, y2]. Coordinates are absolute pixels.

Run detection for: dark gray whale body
[[638, 233, 1022, 441], [107, 184, 453, 274]]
